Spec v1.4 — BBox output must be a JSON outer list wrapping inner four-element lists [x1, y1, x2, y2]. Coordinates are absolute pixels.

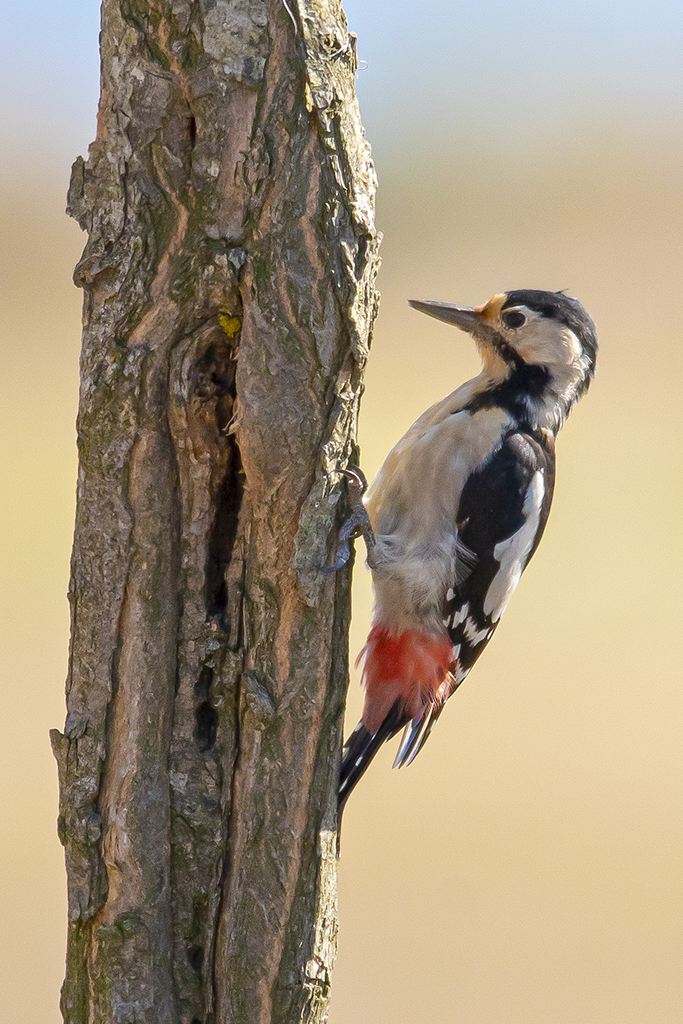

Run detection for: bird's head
[[409, 289, 598, 431]]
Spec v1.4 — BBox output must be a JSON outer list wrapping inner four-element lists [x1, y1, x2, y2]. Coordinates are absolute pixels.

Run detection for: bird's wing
[[447, 429, 556, 679], [393, 429, 555, 769]]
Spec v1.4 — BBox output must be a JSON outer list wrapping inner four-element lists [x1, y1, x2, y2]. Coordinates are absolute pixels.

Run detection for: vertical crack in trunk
[[168, 319, 246, 1024], [205, 442, 244, 629]]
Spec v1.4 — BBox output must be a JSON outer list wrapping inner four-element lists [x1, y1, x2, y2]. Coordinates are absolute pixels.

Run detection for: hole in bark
[[205, 443, 243, 624], [194, 665, 213, 700], [195, 701, 218, 752], [191, 343, 236, 433], [188, 945, 203, 975], [188, 115, 196, 149]]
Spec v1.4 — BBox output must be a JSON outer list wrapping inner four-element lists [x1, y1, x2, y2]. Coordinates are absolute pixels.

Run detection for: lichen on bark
[[51, 1, 379, 1021]]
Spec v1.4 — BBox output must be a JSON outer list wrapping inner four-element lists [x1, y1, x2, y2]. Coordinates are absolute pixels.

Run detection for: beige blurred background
[[2, 2, 683, 1022]]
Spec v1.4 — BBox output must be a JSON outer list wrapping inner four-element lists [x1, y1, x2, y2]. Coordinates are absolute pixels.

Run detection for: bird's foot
[[321, 465, 376, 572]]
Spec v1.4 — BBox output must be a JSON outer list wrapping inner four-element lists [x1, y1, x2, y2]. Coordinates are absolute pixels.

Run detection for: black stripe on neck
[[462, 361, 552, 424]]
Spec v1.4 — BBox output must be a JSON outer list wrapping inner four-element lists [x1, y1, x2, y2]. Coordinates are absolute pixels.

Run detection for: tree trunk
[[50, 2, 379, 1021]]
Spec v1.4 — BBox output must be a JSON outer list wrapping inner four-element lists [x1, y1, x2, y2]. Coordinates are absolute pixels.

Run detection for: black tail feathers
[[338, 702, 406, 815]]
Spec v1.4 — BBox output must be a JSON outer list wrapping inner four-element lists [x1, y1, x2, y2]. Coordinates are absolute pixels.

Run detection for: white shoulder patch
[[483, 471, 545, 623]]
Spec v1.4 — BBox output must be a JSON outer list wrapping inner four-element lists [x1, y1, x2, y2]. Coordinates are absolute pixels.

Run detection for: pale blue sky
[[346, 0, 683, 150], [2, 0, 682, 173]]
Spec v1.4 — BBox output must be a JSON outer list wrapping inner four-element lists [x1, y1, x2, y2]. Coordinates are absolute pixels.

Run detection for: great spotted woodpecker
[[338, 290, 597, 810]]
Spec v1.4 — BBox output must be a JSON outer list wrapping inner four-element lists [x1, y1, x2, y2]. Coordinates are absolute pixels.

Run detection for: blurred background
[[1, 2, 682, 1022]]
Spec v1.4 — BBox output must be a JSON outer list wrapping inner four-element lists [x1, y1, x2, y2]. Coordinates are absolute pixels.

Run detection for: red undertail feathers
[[338, 626, 456, 813], [358, 625, 455, 734]]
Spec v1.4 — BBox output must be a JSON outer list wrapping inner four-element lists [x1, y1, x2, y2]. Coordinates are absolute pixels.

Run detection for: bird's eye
[[503, 309, 526, 329]]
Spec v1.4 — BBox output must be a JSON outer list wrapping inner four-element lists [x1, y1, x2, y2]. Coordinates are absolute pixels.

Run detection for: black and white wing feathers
[[393, 429, 555, 770], [446, 429, 556, 682]]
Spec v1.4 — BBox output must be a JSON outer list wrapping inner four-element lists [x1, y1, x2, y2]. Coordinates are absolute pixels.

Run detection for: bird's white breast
[[365, 393, 513, 633]]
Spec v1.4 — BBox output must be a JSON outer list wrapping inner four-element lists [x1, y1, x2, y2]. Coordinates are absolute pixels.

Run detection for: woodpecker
[[337, 289, 597, 810]]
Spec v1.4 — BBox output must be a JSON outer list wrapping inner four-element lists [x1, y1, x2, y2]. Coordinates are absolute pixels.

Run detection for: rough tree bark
[[50, 1, 379, 1021]]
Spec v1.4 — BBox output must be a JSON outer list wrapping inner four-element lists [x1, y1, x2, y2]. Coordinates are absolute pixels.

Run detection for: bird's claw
[[340, 466, 376, 551], [321, 465, 376, 573]]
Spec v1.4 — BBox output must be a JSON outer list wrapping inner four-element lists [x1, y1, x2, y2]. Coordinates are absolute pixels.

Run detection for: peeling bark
[[51, 1, 379, 1021]]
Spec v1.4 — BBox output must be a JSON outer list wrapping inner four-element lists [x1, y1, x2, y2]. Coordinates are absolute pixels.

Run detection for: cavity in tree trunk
[[50, 1, 379, 1021]]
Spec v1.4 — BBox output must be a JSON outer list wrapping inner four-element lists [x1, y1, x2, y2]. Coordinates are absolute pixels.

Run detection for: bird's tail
[[338, 702, 406, 815]]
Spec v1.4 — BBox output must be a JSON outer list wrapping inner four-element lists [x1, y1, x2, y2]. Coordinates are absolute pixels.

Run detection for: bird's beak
[[408, 299, 487, 336]]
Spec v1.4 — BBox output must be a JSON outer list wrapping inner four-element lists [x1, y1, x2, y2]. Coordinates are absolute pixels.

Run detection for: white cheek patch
[[483, 471, 545, 623]]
